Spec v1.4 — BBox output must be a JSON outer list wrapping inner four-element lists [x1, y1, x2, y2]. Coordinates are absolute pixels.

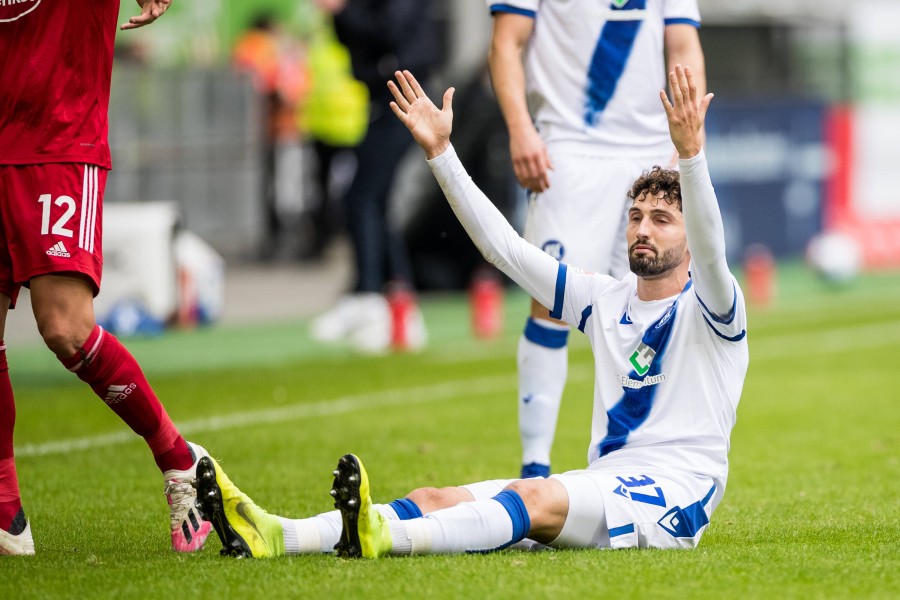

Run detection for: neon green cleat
[[194, 456, 285, 558], [332, 454, 392, 559]]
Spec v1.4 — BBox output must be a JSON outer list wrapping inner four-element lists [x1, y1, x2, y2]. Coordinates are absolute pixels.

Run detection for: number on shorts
[[38, 194, 76, 238], [615, 475, 667, 507]]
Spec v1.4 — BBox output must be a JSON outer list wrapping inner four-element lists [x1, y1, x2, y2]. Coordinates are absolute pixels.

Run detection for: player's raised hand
[[660, 64, 713, 159], [388, 70, 454, 160], [121, 0, 172, 31]]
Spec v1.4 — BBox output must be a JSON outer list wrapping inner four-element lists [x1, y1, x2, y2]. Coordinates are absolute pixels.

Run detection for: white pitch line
[[751, 319, 900, 360], [15, 374, 508, 458], [16, 368, 594, 460], [15, 317, 900, 459]]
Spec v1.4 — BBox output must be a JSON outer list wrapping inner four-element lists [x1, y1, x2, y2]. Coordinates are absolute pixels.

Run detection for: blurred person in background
[[309, 0, 442, 354], [233, 14, 310, 260], [297, 12, 370, 261], [487, 0, 706, 479], [0, 0, 213, 555]]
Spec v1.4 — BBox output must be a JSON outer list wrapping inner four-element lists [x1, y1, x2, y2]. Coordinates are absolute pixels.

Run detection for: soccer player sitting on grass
[[194, 65, 748, 557]]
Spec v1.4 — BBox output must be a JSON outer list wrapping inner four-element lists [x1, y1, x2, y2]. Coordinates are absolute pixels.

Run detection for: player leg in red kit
[[0, 163, 211, 555]]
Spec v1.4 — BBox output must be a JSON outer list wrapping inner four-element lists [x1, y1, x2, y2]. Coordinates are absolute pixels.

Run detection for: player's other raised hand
[[388, 70, 454, 160], [660, 64, 713, 160], [121, 0, 172, 31]]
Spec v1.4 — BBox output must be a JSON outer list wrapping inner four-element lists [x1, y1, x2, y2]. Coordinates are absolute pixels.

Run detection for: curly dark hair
[[628, 166, 682, 211]]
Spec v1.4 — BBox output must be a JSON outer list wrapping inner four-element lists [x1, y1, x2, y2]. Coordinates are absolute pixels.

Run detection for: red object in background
[[744, 244, 775, 308], [470, 267, 504, 339], [388, 284, 414, 350], [822, 104, 900, 270], [824, 104, 854, 229], [176, 266, 198, 329]]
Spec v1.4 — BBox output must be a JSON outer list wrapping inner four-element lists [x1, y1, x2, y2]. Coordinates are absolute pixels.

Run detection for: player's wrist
[[424, 140, 451, 160], [676, 143, 702, 160]]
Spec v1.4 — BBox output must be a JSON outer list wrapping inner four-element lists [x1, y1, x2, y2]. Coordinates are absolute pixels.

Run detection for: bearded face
[[628, 238, 687, 277], [626, 190, 688, 279]]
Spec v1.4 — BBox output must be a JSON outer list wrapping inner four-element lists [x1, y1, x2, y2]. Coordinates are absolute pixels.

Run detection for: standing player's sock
[[0, 342, 22, 531], [279, 502, 413, 554], [386, 490, 530, 555], [61, 326, 192, 473], [518, 318, 569, 477]]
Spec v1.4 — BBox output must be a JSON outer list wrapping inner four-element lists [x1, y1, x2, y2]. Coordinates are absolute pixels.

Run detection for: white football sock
[[518, 318, 569, 467], [281, 504, 400, 554], [387, 498, 518, 555]]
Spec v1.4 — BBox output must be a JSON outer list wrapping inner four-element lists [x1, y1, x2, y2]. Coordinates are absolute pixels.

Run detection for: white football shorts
[[462, 465, 718, 550], [524, 145, 674, 277]]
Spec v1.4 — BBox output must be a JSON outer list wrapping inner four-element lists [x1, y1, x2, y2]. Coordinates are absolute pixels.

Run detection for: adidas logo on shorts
[[104, 383, 137, 405], [46, 241, 71, 258]]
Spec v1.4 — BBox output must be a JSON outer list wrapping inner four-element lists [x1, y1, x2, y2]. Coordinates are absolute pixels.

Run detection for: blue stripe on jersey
[[524, 318, 569, 348], [696, 284, 737, 324], [599, 279, 691, 457], [584, 0, 647, 127], [702, 314, 747, 342], [657, 483, 716, 538], [609, 523, 635, 538], [577, 305, 594, 333], [664, 17, 701, 28], [550, 263, 567, 320], [489, 4, 537, 18]]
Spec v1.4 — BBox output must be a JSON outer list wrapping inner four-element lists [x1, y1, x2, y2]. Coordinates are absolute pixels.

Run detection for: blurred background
[[11, 0, 896, 342]]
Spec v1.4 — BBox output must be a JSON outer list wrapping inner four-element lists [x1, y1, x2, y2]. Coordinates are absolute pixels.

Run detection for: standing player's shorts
[[524, 145, 673, 277], [462, 466, 718, 550], [0, 163, 105, 307]]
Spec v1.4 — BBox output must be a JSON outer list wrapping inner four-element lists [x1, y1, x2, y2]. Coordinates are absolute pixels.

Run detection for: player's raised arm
[[388, 70, 562, 312], [121, 0, 173, 31], [387, 70, 454, 160], [660, 65, 734, 317]]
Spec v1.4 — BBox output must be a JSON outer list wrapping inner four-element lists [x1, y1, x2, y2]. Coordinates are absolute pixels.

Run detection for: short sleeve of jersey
[[487, 0, 539, 18], [663, 0, 701, 27], [550, 264, 618, 332], [694, 275, 747, 343]]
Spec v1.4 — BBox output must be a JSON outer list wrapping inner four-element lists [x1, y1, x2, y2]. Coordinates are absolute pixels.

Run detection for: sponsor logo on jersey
[[46, 241, 71, 258], [541, 239, 565, 261], [104, 383, 137, 405], [46, 240, 72, 258], [0, 0, 41, 23], [655, 305, 675, 329], [618, 372, 666, 390], [628, 341, 656, 375]]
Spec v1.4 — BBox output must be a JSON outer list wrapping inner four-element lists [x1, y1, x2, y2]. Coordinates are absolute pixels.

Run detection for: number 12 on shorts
[[613, 475, 667, 507], [37, 194, 76, 238]]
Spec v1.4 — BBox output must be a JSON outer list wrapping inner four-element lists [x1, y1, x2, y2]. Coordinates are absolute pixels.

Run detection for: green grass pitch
[[2, 263, 899, 599]]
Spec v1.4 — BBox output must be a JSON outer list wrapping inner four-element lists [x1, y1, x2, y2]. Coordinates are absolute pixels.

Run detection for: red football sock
[[0, 341, 23, 531], [62, 326, 193, 473]]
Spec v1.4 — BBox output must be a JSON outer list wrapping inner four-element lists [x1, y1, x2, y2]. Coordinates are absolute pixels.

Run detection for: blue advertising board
[[704, 100, 829, 261]]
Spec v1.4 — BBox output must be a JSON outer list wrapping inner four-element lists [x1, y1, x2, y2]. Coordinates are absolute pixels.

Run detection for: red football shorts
[[0, 163, 105, 307]]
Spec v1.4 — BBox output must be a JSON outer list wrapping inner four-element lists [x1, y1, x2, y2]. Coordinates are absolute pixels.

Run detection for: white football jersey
[[488, 0, 701, 156], [552, 266, 748, 497]]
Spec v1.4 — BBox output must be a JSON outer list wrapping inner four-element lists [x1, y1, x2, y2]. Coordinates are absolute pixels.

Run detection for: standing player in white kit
[[487, 0, 707, 478]]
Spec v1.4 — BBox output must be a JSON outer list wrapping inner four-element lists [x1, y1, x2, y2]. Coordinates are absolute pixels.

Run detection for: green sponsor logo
[[611, 0, 630, 8], [629, 342, 656, 376]]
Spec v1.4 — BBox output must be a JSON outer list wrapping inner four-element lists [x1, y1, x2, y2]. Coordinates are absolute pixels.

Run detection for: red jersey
[[0, 0, 120, 168]]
